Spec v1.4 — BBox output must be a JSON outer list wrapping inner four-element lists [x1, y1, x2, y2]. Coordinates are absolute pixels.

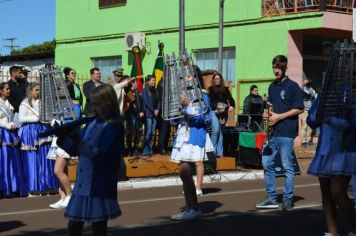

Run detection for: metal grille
[[39, 66, 77, 122], [316, 40, 356, 122]]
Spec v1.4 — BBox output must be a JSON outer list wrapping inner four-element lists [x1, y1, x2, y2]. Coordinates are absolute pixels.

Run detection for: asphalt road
[[0, 175, 353, 236]]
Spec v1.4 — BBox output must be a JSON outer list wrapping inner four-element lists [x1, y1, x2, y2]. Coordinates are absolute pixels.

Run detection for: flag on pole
[[130, 46, 144, 92], [153, 42, 164, 87]]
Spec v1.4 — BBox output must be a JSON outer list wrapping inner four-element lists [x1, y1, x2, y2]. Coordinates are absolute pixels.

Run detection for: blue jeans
[[262, 136, 295, 201], [210, 111, 223, 156], [143, 117, 157, 155]]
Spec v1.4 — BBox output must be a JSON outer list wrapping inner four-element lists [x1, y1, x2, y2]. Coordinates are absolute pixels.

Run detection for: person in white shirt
[[18, 82, 58, 196], [0, 82, 27, 197]]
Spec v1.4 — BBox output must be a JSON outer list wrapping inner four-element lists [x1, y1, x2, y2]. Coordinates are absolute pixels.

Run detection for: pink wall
[[287, 31, 304, 86]]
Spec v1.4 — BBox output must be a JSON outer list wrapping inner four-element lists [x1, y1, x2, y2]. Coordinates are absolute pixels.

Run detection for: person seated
[[243, 85, 264, 114]]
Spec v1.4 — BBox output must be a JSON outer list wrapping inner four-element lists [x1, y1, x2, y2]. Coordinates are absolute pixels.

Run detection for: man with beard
[[8, 65, 28, 127]]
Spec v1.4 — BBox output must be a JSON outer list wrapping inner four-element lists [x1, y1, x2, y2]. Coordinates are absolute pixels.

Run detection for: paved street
[[0, 175, 352, 236]]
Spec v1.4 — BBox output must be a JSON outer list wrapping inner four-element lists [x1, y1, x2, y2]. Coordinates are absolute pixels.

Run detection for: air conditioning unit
[[124, 32, 146, 51]]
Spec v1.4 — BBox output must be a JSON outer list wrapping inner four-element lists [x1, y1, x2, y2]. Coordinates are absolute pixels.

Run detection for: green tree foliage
[[11, 40, 55, 55]]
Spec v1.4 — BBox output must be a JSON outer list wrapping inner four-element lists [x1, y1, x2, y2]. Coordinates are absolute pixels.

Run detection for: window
[[92, 56, 122, 82], [194, 47, 236, 84], [99, 0, 126, 8]]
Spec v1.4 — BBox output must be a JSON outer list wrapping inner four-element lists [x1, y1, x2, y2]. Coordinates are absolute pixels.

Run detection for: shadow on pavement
[[0, 221, 26, 234]]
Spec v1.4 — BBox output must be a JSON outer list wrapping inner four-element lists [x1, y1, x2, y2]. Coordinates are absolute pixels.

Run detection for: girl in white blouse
[[0, 82, 27, 197], [18, 82, 58, 196]]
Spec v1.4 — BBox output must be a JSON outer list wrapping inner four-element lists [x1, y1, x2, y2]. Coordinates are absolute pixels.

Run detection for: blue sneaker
[[256, 198, 279, 209]]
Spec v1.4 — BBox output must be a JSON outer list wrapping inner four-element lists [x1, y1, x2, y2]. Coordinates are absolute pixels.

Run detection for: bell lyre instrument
[[316, 39, 356, 123], [39, 65, 77, 122], [161, 49, 207, 120]]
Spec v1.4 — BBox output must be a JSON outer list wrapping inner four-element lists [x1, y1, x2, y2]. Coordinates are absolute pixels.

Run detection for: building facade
[[56, 0, 354, 111]]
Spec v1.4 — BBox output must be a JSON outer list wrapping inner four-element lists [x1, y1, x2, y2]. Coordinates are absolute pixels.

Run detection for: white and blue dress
[[18, 99, 58, 193], [171, 103, 211, 163], [0, 98, 27, 197]]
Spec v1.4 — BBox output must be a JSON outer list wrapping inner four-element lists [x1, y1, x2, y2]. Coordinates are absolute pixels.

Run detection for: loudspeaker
[[239, 147, 262, 168]]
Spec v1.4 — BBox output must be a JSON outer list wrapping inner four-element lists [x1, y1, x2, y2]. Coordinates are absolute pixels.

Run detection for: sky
[[0, 0, 55, 55]]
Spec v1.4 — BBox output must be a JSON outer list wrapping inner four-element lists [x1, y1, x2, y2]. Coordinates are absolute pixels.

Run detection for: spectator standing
[[125, 81, 144, 156], [64, 67, 82, 119], [243, 85, 264, 114], [156, 78, 171, 155], [83, 68, 103, 116], [142, 75, 159, 156], [301, 79, 316, 147], [7, 66, 28, 127], [208, 71, 235, 157]]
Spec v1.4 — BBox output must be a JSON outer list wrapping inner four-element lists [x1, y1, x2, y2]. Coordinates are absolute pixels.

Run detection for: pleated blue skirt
[[0, 128, 27, 197], [308, 152, 356, 177], [64, 194, 121, 222], [19, 123, 55, 192]]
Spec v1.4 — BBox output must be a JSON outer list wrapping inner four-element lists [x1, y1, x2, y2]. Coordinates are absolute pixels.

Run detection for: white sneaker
[[324, 233, 339, 236], [60, 196, 71, 208], [196, 189, 203, 196], [49, 199, 64, 209], [181, 210, 202, 220]]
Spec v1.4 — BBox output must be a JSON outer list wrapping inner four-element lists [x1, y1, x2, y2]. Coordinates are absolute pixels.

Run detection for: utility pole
[[218, 0, 225, 73], [179, 0, 185, 57], [3, 37, 20, 53]]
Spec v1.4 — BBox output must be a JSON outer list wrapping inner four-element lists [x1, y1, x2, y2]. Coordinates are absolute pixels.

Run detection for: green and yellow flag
[[153, 42, 164, 87]]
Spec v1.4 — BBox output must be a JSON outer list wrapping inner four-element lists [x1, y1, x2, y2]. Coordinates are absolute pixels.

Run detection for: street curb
[[117, 170, 264, 189]]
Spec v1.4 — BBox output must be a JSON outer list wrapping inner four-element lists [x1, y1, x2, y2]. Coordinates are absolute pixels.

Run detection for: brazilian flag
[[153, 42, 164, 87]]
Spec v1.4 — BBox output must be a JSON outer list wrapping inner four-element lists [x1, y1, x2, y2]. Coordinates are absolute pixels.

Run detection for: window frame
[[92, 55, 122, 82], [193, 46, 236, 85], [99, 0, 127, 9]]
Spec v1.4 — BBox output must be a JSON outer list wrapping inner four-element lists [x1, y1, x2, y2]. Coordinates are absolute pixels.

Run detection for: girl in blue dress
[[307, 97, 356, 236], [18, 82, 57, 196], [0, 82, 27, 197], [170, 79, 210, 220], [57, 84, 124, 236]]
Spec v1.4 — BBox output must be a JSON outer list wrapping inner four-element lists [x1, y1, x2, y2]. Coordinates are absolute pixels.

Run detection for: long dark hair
[[211, 71, 226, 94], [26, 82, 40, 107], [0, 82, 8, 98], [92, 85, 121, 121]]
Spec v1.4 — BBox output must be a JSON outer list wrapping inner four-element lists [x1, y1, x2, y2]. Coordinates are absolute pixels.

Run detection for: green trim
[[56, 12, 324, 45]]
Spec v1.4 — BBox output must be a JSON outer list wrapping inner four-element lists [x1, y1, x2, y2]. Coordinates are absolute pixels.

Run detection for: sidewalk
[[117, 144, 315, 190]]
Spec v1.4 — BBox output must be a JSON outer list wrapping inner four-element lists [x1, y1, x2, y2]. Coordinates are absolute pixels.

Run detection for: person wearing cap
[[8, 66, 28, 127], [112, 68, 131, 115], [19, 66, 30, 81]]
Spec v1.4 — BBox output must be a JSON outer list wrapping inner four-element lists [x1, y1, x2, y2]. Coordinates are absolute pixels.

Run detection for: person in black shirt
[[208, 71, 235, 157], [243, 85, 264, 114], [124, 81, 144, 156], [8, 66, 28, 126], [63, 67, 82, 119], [256, 55, 304, 211]]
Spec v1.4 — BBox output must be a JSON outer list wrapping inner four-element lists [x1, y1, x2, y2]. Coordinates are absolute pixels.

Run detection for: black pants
[[158, 118, 171, 151], [68, 220, 107, 236]]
